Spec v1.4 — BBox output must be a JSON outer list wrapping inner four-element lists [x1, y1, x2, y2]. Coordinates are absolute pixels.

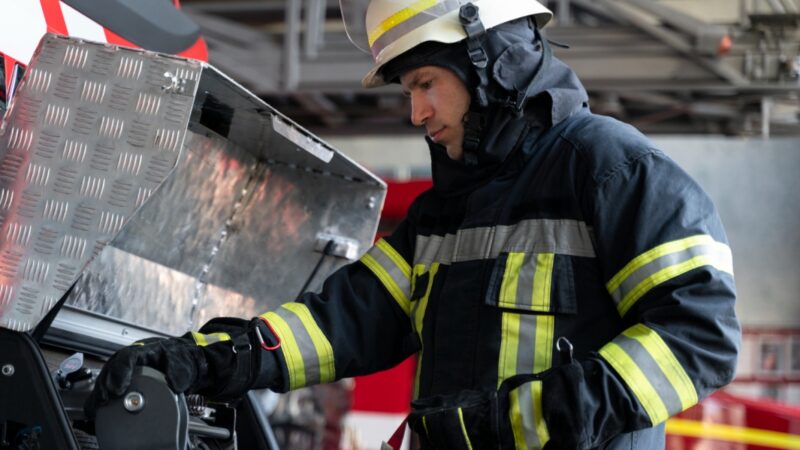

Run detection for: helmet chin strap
[[459, 3, 489, 166], [458, 4, 553, 166]]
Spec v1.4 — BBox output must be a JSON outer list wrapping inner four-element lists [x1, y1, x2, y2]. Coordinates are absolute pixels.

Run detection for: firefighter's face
[[400, 66, 471, 161]]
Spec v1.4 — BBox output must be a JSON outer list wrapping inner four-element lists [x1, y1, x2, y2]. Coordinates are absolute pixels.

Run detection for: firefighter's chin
[[444, 143, 464, 161]]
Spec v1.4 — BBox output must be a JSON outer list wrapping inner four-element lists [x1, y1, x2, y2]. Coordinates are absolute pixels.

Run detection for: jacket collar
[[430, 55, 588, 197]]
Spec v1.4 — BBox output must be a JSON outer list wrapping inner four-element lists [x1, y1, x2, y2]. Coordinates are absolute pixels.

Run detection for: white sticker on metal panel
[[272, 115, 334, 163]]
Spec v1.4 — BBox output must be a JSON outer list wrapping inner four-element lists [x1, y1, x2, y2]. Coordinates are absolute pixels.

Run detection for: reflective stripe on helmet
[[368, 0, 462, 59], [359, 0, 553, 87]]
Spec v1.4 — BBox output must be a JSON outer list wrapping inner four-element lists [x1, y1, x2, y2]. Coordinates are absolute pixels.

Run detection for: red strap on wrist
[[257, 316, 281, 351]]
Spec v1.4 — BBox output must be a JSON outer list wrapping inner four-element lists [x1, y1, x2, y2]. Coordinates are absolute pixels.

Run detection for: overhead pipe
[[767, 0, 787, 13], [571, 0, 749, 86], [304, 0, 326, 58], [621, 0, 733, 57], [556, 0, 573, 26], [283, 0, 302, 90]]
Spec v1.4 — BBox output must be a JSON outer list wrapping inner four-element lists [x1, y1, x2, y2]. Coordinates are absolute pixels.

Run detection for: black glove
[[408, 370, 568, 450], [408, 389, 501, 450], [84, 317, 283, 418]]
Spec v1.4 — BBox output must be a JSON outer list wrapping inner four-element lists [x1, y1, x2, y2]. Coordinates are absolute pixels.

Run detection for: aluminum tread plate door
[[0, 34, 201, 331]]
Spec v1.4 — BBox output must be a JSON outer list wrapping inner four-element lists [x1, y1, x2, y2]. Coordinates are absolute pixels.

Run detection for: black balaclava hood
[[381, 17, 589, 196]]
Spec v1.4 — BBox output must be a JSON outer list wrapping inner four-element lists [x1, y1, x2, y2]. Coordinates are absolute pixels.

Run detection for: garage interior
[[0, 1, 798, 449]]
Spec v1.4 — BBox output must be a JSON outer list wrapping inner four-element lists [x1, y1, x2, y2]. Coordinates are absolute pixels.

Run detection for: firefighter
[[87, 1, 741, 448]]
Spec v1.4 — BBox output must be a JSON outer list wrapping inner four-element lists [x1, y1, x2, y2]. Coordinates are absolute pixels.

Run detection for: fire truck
[[0, 1, 798, 449], [0, 2, 385, 449]]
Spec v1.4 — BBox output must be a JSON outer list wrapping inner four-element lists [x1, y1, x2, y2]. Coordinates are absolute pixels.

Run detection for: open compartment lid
[[0, 34, 386, 339]]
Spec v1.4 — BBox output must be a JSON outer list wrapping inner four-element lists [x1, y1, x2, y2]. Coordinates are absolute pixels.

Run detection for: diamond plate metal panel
[[0, 35, 202, 332], [65, 127, 386, 335], [3, 34, 385, 338], [64, 129, 253, 334], [205, 161, 385, 305]]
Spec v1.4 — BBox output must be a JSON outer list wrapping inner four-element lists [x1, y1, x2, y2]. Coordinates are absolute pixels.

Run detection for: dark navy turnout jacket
[[261, 57, 740, 449]]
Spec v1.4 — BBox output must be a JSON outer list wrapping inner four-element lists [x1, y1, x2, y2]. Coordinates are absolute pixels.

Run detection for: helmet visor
[[339, 0, 463, 58], [339, 0, 371, 54]]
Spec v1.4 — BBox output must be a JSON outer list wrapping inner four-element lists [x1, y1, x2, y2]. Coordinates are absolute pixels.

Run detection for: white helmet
[[340, 0, 553, 88]]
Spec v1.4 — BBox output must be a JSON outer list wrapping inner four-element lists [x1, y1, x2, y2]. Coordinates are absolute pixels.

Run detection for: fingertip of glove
[[106, 370, 133, 397], [83, 388, 105, 419]]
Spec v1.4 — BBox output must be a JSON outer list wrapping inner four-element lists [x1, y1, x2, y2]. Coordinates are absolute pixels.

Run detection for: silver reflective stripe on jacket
[[261, 302, 336, 390], [414, 219, 595, 266], [606, 235, 733, 316], [360, 239, 412, 315], [599, 323, 697, 425]]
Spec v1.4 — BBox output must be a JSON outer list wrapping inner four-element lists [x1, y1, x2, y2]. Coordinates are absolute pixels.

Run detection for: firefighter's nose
[[410, 93, 432, 127]]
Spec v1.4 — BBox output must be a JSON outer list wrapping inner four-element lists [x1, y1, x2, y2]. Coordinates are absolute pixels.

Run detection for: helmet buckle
[[467, 47, 488, 69]]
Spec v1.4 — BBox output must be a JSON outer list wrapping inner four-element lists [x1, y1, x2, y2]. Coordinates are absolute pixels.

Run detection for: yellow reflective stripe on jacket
[[411, 263, 438, 399], [456, 407, 474, 450], [498, 252, 555, 311], [281, 303, 335, 383], [599, 324, 698, 426], [533, 316, 554, 373], [503, 315, 553, 448], [509, 380, 550, 449], [497, 313, 554, 388], [509, 388, 526, 450], [360, 239, 412, 316], [190, 332, 231, 347], [261, 303, 335, 390], [261, 311, 306, 389], [499, 252, 525, 306], [367, 0, 436, 46], [532, 254, 554, 310], [607, 235, 733, 316], [498, 312, 520, 386]]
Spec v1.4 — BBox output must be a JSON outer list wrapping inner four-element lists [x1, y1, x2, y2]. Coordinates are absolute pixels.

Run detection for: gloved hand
[[84, 317, 283, 418], [408, 370, 562, 450], [407, 361, 593, 450], [408, 389, 501, 450]]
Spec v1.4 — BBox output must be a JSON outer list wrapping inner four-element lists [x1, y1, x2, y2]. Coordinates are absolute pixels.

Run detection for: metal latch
[[314, 233, 360, 261]]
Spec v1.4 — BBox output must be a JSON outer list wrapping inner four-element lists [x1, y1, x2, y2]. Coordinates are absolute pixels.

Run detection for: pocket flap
[[485, 252, 576, 314]]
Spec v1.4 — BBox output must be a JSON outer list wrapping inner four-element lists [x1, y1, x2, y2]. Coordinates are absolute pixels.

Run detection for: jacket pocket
[[488, 252, 576, 384], [484, 251, 576, 314]]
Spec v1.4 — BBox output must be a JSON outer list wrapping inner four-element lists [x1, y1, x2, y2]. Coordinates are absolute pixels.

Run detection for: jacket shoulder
[[556, 112, 661, 186]]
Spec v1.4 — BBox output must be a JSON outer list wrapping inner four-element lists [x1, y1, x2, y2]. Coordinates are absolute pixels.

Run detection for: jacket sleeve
[[525, 148, 740, 448], [258, 217, 418, 393]]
